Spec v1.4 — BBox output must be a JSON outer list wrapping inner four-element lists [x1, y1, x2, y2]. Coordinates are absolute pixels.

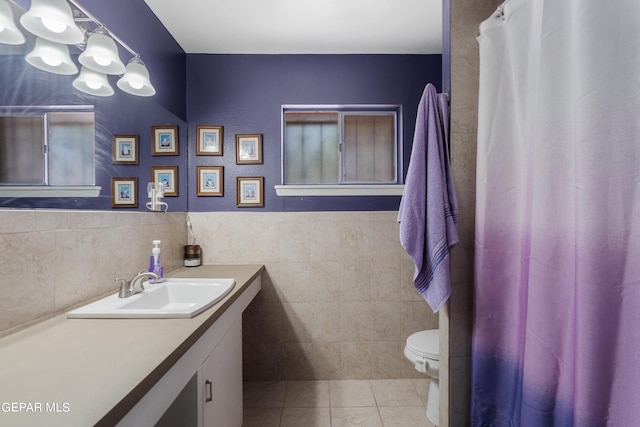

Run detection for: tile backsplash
[[188, 211, 438, 380], [0, 209, 186, 337], [0, 209, 437, 381]]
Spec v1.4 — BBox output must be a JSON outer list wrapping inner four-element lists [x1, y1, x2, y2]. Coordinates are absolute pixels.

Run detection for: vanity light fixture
[[72, 66, 114, 97], [0, 0, 156, 97], [20, 0, 84, 45], [117, 56, 156, 97], [0, 0, 25, 45], [25, 37, 78, 75], [67, 0, 156, 97], [78, 26, 126, 75]]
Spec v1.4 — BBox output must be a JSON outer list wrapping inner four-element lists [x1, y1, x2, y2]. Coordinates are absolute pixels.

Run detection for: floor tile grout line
[[243, 379, 429, 427]]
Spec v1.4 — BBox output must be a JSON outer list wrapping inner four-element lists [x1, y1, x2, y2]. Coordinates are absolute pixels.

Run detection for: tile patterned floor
[[243, 379, 437, 427]]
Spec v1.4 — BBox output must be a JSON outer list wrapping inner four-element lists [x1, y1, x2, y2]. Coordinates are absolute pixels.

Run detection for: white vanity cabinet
[[201, 320, 243, 426], [0, 265, 263, 427], [118, 274, 260, 427]]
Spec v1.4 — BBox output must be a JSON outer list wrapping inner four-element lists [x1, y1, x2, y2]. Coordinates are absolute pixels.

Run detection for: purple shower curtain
[[472, 0, 640, 425]]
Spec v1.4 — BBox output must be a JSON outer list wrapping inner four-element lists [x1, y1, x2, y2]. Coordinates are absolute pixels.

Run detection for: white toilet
[[404, 329, 440, 426]]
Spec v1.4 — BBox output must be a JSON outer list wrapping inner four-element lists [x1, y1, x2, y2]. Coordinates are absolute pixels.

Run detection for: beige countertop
[[0, 264, 264, 427]]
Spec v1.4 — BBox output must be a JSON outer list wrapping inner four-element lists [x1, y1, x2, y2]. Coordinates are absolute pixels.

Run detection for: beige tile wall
[[1, 208, 437, 381], [188, 211, 438, 380], [442, 0, 503, 425], [0, 209, 187, 337]]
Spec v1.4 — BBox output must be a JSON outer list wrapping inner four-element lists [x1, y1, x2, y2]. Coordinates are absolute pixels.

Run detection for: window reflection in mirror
[[0, 107, 95, 186]]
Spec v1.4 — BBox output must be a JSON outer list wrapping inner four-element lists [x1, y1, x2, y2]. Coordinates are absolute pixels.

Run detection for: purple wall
[[186, 54, 442, 212], [2, 3, 443, 213], [72, 0, 187, 120], [1, 0, 188, 211]]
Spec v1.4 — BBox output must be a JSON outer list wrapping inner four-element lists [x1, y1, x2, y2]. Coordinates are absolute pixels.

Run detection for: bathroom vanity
[[0, 264, 264, 427]]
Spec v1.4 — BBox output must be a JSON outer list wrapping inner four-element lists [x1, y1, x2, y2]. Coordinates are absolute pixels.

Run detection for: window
[[0, 106, 99, 197], [278, 105, 404, 196]]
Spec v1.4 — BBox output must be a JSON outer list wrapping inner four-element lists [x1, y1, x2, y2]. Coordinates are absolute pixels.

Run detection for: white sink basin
[[67, 278, 235, 319]]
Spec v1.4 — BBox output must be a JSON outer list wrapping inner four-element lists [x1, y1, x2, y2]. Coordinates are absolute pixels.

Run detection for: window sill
[[0, 186, 102, 198], [274, 184, 404, 196]]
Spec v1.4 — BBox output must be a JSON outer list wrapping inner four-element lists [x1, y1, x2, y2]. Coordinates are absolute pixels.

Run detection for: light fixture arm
[[66, 0, 138, 58]]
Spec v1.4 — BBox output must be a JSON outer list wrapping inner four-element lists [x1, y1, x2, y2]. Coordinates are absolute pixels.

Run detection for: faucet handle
[[116, 278, 131, 298]]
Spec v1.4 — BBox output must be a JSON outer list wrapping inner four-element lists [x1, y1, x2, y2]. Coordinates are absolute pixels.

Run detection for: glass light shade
[[78, 27, 125, 75], [26, 37, 78, 75], [72, 66, 114, 97], [116, 57, 156, 97], [0, 0, 25, 45], [20, 0, 84, 44]]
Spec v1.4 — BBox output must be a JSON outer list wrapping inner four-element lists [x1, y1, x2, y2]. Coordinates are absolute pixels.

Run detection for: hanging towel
[[398, 84, 459, 312]]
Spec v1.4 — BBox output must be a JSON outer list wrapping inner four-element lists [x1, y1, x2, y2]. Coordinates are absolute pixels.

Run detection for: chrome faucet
[[116, 271, 160, 298]]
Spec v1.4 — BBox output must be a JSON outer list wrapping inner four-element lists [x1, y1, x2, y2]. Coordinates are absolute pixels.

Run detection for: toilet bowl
[[404, 329, 439, 426]]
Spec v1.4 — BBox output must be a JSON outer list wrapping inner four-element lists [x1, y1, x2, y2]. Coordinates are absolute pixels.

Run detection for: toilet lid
[[406, 330, 439, 359]]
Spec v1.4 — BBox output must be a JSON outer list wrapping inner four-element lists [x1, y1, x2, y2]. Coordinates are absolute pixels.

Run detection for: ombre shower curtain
[[472, 0, 640, 425]]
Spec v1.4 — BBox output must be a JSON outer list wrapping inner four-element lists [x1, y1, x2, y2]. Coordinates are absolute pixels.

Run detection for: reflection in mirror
[[0, 0, 188, 211], [0, 115, 43, 184], [0, 106, 95, 186], [48, 110, 95, 185]]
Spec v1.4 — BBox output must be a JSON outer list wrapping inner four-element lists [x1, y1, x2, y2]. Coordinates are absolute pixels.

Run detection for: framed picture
[[196, 166, 224, 196], [235, 134, 263, 164], [111, 177, 138, 208], [236, 176, 264, 207], [196, 125, 223, 156], [151, 166, 178, 197], [112, 135, 138, 164], [152, 125, 179, 156]]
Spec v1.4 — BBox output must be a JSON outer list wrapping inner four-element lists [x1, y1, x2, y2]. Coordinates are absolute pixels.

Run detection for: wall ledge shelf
[[0, 186, 101, 198], [274, 184, 404, 197]]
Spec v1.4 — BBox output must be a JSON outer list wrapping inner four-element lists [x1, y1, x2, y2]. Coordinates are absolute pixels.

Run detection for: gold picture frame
[[196, 125, 223, 156], [152, 125, 179, 156], [196, 166, 224, 196], [150, 166, 178, 197], [111, 177, 138, 208], [235, 134, 262, 164], [112, 135, 138, 164], [236, 176, 264, 207]]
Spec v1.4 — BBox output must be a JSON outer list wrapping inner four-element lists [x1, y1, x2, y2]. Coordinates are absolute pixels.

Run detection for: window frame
[[0, 105, 100, 198], [277, 104, 405, 197]]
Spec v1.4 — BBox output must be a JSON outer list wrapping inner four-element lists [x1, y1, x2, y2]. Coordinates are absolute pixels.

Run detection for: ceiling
[[143, 0, 442, 55]]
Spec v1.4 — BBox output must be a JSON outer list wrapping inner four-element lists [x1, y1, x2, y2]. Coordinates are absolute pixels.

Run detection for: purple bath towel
[[398, 84, 458, 312]]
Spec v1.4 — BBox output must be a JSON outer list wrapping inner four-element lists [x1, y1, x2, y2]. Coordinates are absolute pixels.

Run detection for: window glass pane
[[0, 116, 44, 184], [343, 113, 396, 183], [48, 112, 95, 185], [285, 112, 339, 184]]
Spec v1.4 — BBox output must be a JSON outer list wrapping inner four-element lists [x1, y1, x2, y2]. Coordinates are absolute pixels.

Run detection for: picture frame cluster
[[111, 126, 181, 208], [196, 126, 264, 207], [110, 124, 265, 208]]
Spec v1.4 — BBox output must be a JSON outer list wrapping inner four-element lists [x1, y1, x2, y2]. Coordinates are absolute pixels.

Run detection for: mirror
[[0, 0, 188, 211]]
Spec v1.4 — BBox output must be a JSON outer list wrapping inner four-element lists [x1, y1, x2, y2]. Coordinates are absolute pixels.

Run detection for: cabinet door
[[202, 321, 243, 427]]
